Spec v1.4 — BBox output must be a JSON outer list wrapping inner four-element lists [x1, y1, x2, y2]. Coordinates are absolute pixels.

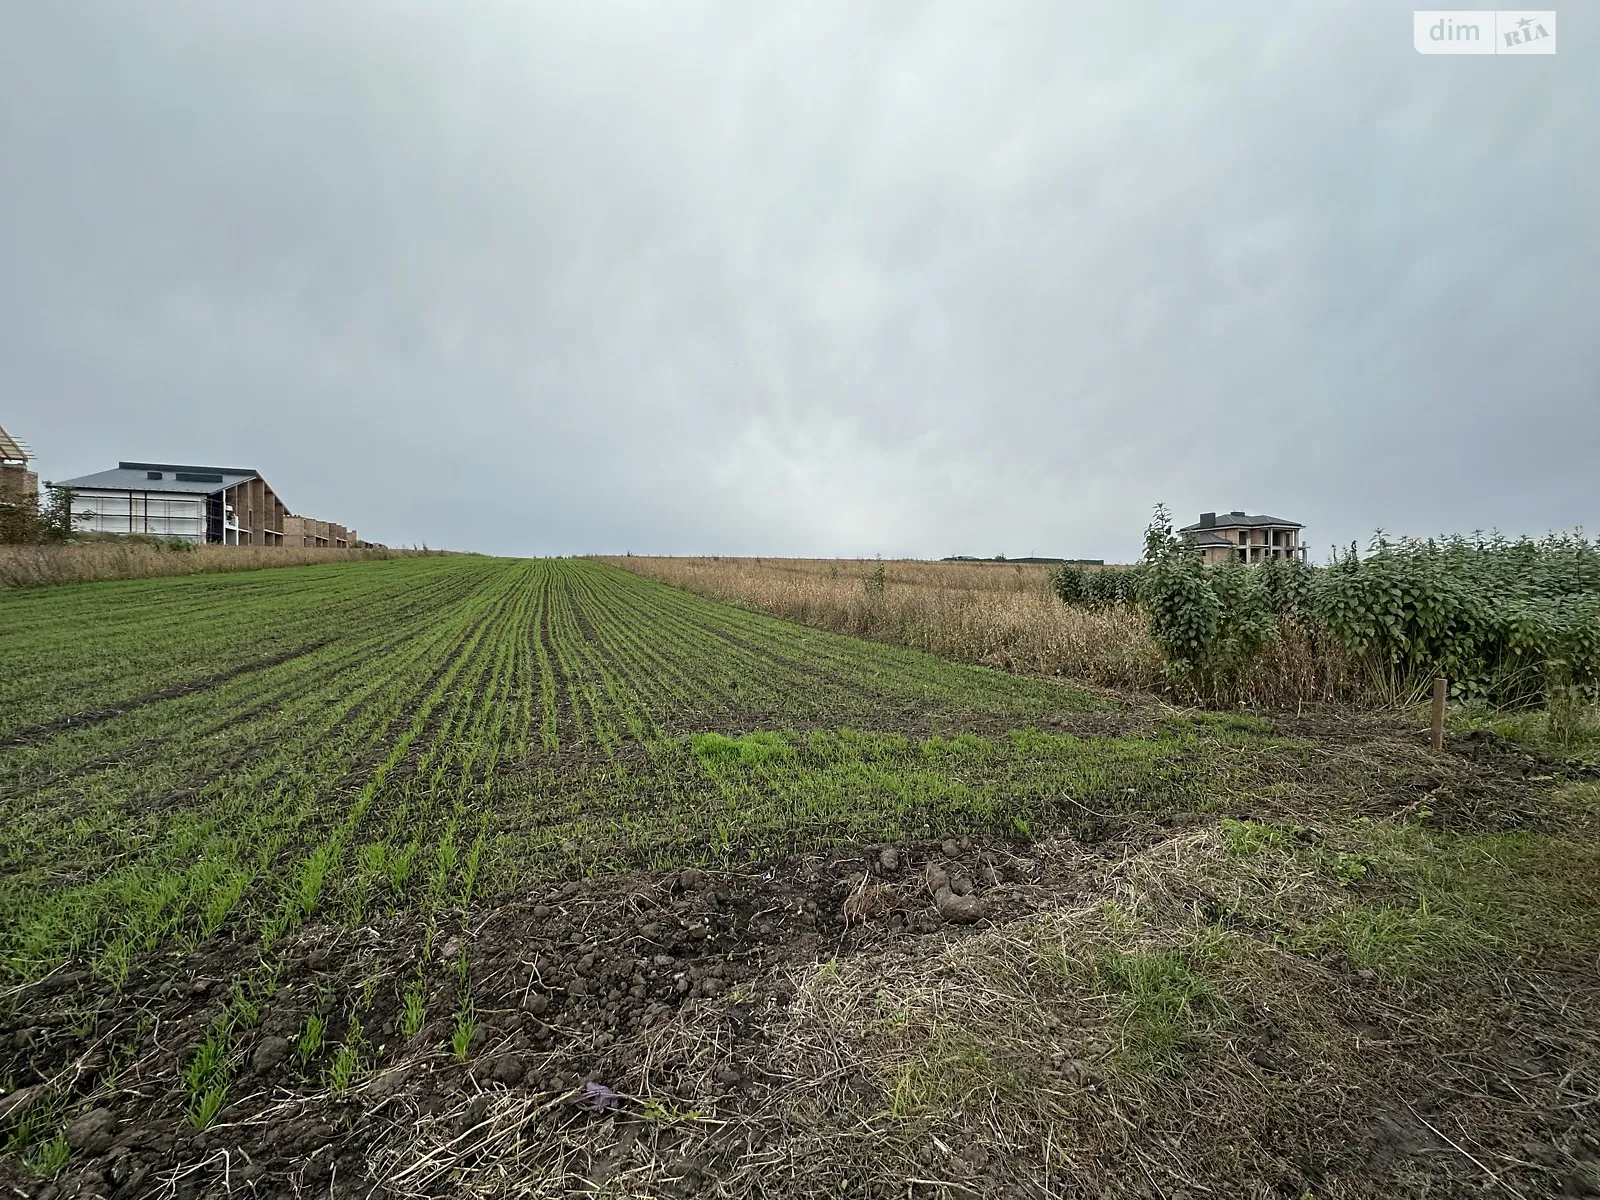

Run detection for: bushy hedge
[[1055, 506, 1600, 708], [1315, 531, 1600, 705], [1049, 562, 1143, 608]]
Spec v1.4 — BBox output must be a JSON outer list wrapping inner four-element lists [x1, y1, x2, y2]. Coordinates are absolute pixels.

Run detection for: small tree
[[41, 485, 80, 541], [862, 555, 886, 596], [1138, 504, 1220, 690], [1136, 503, 1280, 703], [0, 484, 79, 545]]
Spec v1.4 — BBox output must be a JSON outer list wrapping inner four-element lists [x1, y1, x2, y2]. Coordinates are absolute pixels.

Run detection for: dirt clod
[[933, 887, 985, 925], [250, 1035, 292, 1074], [64, 1107, 118, 1155], [491, 1055, 525, 1085], [0, 1084, 40, 1124], [459, 1094, 492, 1132]]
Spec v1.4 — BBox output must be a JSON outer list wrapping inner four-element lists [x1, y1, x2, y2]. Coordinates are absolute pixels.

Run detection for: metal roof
[[1179, 511, 1302, 531], [55, 463, 259, 495], [118, 460, 258, 475]]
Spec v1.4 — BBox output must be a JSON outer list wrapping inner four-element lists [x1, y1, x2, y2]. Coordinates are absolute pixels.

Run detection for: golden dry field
[[600, 556, 1361, 708], [0, 543, 439, 589]]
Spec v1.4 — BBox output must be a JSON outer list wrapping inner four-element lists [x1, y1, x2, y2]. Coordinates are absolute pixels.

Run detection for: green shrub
[[1052, 562, 1142, 608], [0, 485, 78, 545], [1088, 565, 1142, 607], [1138, 506, 1223, 696], [862, 557, 886, 596], [1313, 533, 1600, 706], [1120, 510, 1600, 711], [1049, 563, 1086, 605], [1205, 559, 1279, 686], [1259, 555, 1316, 617]]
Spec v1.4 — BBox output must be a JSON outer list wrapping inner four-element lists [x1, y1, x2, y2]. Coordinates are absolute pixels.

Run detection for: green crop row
[[1, 555, 1298, 1171], [1, 557, 1266, 994]]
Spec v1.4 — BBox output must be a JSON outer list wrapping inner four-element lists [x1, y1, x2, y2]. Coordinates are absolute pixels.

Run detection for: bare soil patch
[[6, 787, 1597, 1199]]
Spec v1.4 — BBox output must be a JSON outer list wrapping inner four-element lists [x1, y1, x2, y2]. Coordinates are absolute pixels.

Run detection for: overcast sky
[[1, 3, 1595, 560]]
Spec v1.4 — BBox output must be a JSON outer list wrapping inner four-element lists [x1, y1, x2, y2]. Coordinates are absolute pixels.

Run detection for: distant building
[[282, 515, 356, 549], [939, 556, 1104, 565], [55, 460, 358, 547], [0, 424, 38, 507], [1180, 511, 1307, 565]]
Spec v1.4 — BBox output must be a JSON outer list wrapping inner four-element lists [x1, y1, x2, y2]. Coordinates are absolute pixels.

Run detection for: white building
[[55, 462, 272, 544]]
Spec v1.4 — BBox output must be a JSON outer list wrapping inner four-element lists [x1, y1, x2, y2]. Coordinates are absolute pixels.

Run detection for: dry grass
[[360, 804, 1600, 1198], [760, 830, 1346, 1197], [0, 542, 448, 589], [599, 556, 1165, 692]]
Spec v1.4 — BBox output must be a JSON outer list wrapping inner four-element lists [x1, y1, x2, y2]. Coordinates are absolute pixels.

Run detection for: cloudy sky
[[1, 3, 1594, 560]]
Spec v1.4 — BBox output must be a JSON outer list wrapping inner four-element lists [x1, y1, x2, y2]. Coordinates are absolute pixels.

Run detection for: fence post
[[1431, 678, 1447, 751]]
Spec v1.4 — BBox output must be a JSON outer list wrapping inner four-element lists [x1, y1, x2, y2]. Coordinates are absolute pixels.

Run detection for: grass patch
[[296, 1013, 327, 1066], [886, 1033, 1003, 1120], [186, 1084, 228, 1131], [1219, 818, 1287, 856], [691, 731, 797, 768], [21, 1131, 69, 1177], [1551, 780, 1600, 819], [1093, 947, 1230, 1072], [452, 1009, 476, 1063], [400, 980, 426, 1040], [1299, 903, 1484, 978], [1444, 697, 1600, 759], [326, 1023, 365, 1095], [1292, 817, 1600, 978], [1174, 710, 1274, 736]]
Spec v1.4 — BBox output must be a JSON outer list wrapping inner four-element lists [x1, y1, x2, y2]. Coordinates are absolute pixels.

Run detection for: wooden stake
[[1431, 677, 1447, 751]]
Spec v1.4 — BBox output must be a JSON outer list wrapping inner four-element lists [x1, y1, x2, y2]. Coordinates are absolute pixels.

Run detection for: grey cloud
[[2, 2, 1595, 559]]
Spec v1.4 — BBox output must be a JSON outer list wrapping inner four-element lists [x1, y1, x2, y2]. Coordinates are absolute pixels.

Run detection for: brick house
[[0, 424, 38, 507], [1181, 511, 1307, 565], [281, 515, 356, 549]]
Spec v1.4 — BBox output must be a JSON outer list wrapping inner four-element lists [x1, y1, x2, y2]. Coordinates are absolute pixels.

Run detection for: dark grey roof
[[55, 463, 259, 495], [1189, 531, 1236, 547], [1179, 511, 1302, 531], [118, 460, 258, 475]]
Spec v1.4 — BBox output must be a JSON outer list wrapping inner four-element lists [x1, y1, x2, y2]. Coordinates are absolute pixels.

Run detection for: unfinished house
[[56, 462, 292, 545], [0, 424, 38, 507], [1181, 511, 1308, 565]]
